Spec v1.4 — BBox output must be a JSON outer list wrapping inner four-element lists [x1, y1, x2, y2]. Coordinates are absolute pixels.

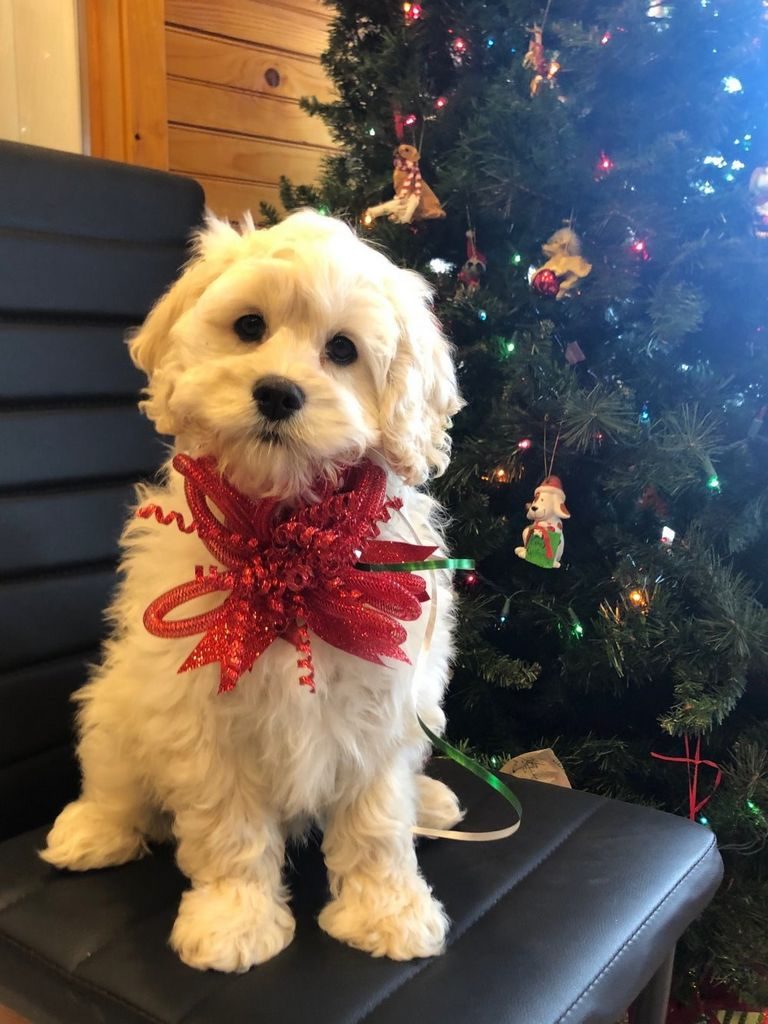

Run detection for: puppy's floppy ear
[[128, 215, 241, 374], [128, 215, 242, 433], [380, 269, 463, 485]]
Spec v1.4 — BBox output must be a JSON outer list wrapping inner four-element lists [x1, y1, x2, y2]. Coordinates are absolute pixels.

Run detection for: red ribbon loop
[[139, 456, 437, 694]]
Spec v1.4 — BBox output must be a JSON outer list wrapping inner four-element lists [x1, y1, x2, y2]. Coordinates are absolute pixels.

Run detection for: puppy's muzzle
[[253, 376, 306, 422]]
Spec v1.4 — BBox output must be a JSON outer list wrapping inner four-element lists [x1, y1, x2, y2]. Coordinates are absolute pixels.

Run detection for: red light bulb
[[403, 113, 417, 127], [517, 438, 533, 450], [465, 572, 477, 584], [598, 152, 614, 172], [435, 96, 448, 109], [452, 36, 468, 53], [600, 31, 612, 44]]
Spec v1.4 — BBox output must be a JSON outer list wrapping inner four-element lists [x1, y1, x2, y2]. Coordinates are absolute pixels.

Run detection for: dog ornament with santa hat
[[515, 475, 570, 569]]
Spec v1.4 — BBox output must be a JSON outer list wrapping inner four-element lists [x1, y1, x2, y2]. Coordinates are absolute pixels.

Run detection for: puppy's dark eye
[[234, 314, 267, 343], [325, 335, 357, 366]]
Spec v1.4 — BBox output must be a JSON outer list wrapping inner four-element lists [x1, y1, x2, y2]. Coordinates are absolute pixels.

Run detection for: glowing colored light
[[362, 211, 374, 227], [698, 816, 709, 826], [506, 340, 516, 354], [435, 95, 448, 109], [747, 799, 758, 811], [478, 309, 487, 321], [631, 239, 650, 260], [465, 572, 477, 584], [721, 76, 743, 93], [601, 31, 612, 44], [452, 36, 468, 53], [486, 37, 495, 47], [402, 1, 422, 20], [598, 152, 615, 173], [571, 621, 584, 639], [403, 113, 417, 127], [517, 438, 532, 450], [368, 127, 376, 136], [317, 205, 329, 216], [500, 615, 507, 623], [680, 363, 691, 371], [428, 258, 454, 274], [707, 474, 721, 491], [628, 588, 646, 606], [511, 252, 523, 265], [640, 402, 651, 423]]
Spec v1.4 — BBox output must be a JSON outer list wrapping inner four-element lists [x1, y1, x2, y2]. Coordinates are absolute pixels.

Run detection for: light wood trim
[[165, 27, 335, 103], [167, 78, 334, 149], [166, 0, 328, 58], [83, 0, 169, 168], [168, 124, 329, 186], [0, 1005, 31, 1024]]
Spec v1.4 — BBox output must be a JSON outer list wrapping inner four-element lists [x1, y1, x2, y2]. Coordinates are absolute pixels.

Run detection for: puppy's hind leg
[[415, 774, 464, 832], [41, 704, 154, 871]]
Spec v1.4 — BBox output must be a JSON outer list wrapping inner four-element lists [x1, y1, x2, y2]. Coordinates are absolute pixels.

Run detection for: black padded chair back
[[0, 141, 204, 839]]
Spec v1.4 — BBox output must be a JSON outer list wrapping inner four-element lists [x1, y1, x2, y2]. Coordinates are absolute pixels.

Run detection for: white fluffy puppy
[[42, 210, 464, 972]]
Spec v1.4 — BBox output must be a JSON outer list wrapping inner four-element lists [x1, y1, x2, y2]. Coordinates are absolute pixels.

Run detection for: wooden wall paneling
[[167, 78, 334, 149], [168, 125, 329, 185], [195, 176, 283, 220], [83, 0, 169, 168], [166, 27, 335, 103], [165, 0, 329, 60]]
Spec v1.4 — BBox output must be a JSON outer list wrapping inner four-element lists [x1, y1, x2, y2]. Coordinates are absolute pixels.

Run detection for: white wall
[[0, 0, 83, 152]]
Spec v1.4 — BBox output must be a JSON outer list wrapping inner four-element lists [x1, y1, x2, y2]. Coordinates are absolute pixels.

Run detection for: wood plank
[[0, 1007, 31, 1024], [167, 77, 334, 148], [192, 175, 284, 219], [166, 0, 329, 58], [169, 125, 328, 188], [165, 27, 335, 103], [83, 0, 168, 168]]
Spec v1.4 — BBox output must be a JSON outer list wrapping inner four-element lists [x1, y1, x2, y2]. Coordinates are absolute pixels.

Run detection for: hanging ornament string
[[651, 736, 722, 822]]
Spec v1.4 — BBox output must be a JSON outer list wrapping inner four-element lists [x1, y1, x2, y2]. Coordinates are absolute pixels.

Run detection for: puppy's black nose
[[253, 376, 305, 422]]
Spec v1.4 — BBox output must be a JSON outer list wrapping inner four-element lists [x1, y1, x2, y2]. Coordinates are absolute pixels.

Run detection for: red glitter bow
[[138, 455, 437, 694]]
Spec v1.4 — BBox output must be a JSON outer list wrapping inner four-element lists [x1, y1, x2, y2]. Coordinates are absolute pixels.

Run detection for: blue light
[[509, 46, 517, 53], [478, 309, 488, 321], [724, 172, 735, 182], [487, 37, 495, 47], [722, 76, 743, 94]]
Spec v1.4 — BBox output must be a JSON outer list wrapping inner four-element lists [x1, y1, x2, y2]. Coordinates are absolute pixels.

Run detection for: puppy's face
[[130, 211, 461, 497]]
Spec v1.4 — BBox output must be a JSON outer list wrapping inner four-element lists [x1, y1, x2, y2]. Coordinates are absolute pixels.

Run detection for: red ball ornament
[[532, 268, 560, 296]]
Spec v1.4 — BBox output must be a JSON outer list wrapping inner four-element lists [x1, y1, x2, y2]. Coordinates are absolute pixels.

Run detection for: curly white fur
[[41, 211, 464, 971]]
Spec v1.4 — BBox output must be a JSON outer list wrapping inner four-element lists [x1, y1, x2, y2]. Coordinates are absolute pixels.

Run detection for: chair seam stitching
[[0, 931, 164, 1024], [555, 835, 719, 1023]]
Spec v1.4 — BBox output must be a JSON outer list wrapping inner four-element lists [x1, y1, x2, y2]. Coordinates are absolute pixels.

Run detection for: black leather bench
[[0, 140, 723, 1024]]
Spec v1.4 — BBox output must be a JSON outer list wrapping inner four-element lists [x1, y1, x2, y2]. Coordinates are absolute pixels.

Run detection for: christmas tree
[[271, 0, 768, 1003]]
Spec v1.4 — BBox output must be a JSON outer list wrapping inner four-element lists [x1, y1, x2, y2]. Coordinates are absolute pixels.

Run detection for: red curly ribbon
[[138, 456, 437, 694], [651, 735, 722, 821], [136, 504, 197, 533]]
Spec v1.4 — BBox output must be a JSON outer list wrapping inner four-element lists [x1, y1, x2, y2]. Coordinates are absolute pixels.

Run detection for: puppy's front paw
[[319, 873, 448, 960], [40, 800, 146, 871], [416, 775, 465, 832], [171, 879, 295, 972]]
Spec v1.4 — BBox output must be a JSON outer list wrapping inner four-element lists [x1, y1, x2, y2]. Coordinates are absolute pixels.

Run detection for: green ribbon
[[360, 552, 521, 834], [418, 716, 523, 826], [357, 557, 475, 573]]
